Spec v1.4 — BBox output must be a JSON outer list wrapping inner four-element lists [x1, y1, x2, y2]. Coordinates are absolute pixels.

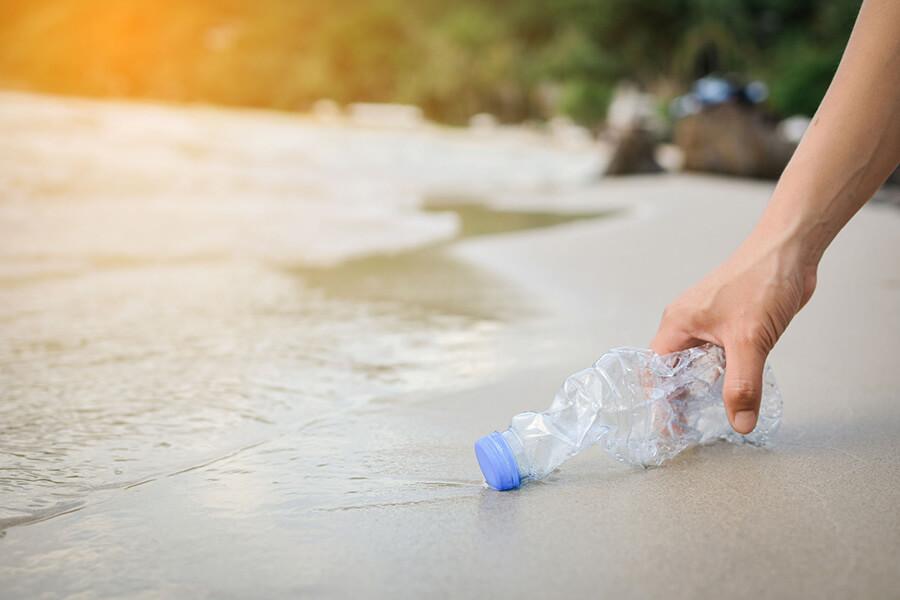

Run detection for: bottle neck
[[500, 428, 532, 480]]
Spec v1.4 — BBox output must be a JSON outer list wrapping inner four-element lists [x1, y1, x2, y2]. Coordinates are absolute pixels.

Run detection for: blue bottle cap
[[474, 431, 521, 491]]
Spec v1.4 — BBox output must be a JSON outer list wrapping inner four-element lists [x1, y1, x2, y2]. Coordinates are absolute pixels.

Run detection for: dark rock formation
[[674, 103, 795, 179], [604, 127, 663, 176]]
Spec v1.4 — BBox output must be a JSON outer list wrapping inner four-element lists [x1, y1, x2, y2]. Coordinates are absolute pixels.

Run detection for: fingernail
[[734, 410, 757, 433]]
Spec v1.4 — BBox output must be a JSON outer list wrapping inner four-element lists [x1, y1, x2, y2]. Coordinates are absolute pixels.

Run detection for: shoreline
[[0, 196, 614, 532], [3, 174, 899, 597]]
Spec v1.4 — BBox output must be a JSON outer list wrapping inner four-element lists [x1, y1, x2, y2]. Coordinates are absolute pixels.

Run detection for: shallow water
[[0, 93, 605, 530]]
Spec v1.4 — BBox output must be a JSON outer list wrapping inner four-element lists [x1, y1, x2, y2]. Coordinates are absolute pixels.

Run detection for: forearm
[[755, 0, 900, 266]]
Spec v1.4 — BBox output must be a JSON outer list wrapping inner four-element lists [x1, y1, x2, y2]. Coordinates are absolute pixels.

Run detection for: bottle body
[[476, 344, 782, 490]]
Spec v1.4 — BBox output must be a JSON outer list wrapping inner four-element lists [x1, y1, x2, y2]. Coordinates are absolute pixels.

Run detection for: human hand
[[650, 229, 818, 433], [654, 0, 900, 434]]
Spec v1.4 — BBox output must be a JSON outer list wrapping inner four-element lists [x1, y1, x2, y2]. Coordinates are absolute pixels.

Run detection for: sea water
[[0, 92, 603, 529]]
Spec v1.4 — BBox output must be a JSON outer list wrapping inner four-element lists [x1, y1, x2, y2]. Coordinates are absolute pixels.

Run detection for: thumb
[[722, 342, 767, 434]]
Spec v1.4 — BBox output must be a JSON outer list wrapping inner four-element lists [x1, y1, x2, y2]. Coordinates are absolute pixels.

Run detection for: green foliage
[[0, 0, 862, 125], [767, 39, 842, 117], [763, 0, 859, 117]]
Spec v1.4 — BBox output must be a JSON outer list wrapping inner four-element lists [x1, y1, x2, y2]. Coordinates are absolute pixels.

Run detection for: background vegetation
[[0, 0, 861, 125]]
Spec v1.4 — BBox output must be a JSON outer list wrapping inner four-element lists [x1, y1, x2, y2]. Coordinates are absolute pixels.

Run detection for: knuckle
[[734, 322, 770, 351], [687, 306, 710, 330]]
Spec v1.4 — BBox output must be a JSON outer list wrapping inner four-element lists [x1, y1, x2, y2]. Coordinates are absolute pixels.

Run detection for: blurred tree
[[0, 0, 861, 125]]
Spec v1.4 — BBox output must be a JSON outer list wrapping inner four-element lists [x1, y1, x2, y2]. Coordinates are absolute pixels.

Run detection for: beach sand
[[2, 173, 899, 598]]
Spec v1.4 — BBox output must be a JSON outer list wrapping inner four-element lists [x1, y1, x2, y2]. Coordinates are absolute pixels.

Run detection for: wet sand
[[3, 173, 899, 598]]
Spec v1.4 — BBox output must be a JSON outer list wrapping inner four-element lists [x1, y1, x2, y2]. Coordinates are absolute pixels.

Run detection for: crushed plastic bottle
[[474, 344, 782, 490]]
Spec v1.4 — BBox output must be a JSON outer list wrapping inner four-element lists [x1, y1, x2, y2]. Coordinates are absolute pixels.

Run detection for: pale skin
[[651, 0, 900, 434]]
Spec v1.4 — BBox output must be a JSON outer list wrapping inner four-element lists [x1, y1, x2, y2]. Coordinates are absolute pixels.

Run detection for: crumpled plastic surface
[[502, 344, 782, 483]]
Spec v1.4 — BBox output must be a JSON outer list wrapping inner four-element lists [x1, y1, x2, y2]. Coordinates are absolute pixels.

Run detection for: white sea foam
[[0, 92, 605, 269]]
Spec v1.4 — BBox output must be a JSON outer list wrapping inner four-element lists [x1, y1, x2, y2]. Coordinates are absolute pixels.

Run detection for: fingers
[[722, 342, 767, 434], [650, 305, 707, 356]]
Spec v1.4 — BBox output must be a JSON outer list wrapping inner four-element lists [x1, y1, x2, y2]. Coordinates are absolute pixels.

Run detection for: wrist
[[739, 202, 821, 310], [752, 189, 831, 270]]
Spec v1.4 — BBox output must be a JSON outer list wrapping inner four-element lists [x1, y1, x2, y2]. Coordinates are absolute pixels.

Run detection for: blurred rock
[[777, 115, 811, 144], [607, 83, 663, 134], [604, 127, 663, 176], [312, 99, 342, 122], [348, 103, 424, 129], [548, 116, 593, 149], [655, 144, 685, 172], [675, 103, 795, 179], [602, 83, 664, 176], [469, 113, 498, 131]]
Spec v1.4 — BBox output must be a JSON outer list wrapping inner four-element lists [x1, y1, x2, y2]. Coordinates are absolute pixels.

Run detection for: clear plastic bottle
[[474, 344, 782, 490]]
